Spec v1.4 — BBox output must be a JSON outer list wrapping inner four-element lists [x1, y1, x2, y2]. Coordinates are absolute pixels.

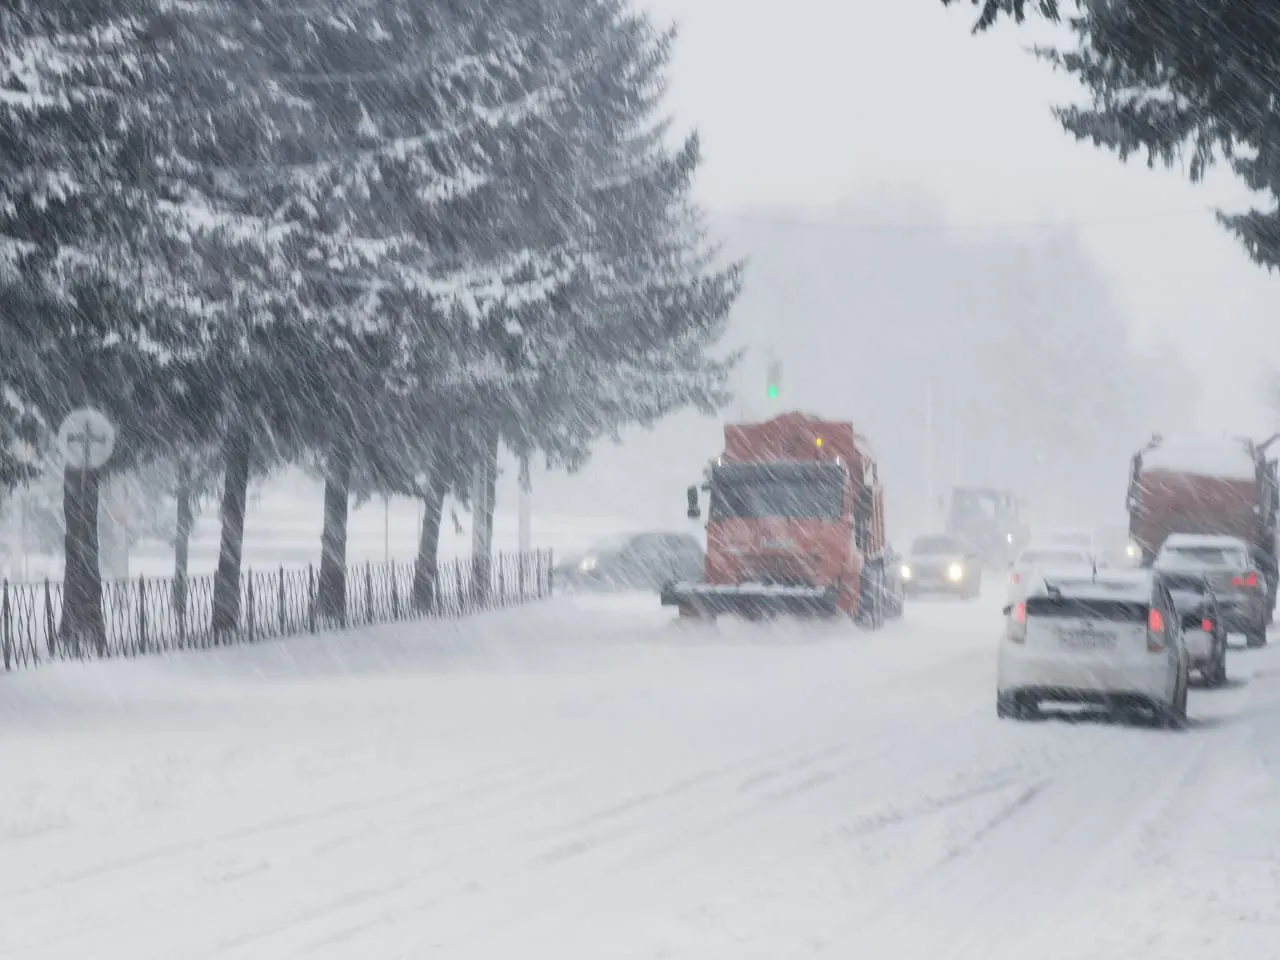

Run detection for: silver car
[[1154, 534, 1268, 648]]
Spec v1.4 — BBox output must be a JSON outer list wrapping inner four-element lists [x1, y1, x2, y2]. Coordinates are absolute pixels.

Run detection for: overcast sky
[[638, 0, 1280, 437]]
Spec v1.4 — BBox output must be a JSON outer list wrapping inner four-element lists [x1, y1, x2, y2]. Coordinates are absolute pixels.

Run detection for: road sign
[[56, 407, 116, 471]]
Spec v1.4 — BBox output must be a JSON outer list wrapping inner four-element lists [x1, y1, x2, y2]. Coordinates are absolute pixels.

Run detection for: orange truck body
[[661, 412, 889, 623]]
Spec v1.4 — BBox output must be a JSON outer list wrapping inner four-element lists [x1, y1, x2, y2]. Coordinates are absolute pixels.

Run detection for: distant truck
[[944, 486, 1029, 567], [660, 412, 891, 625], [1127, 433, 1280, 617]]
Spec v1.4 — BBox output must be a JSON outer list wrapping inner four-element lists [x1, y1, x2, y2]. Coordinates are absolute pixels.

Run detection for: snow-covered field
[[2, 589, 1278, 958]]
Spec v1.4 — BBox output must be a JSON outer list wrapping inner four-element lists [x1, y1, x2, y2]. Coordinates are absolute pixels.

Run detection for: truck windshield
[[709, 463, 845, 520], [950, 490, 999, 523], [948, 489, 1016, 537]]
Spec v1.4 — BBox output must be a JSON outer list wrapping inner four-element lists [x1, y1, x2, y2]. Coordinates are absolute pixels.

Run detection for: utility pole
[[766, 351, 781, 401], [953, 413, 963, 489], [925, 381, 936, 527], [518, 453, 531, 554]]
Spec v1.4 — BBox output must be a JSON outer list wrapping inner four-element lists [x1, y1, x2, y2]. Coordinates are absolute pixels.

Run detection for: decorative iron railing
[[0, 550, 553, 671]]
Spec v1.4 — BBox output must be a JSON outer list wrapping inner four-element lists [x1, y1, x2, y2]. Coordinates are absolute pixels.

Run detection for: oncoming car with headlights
[[556, 532, 705, 592], [900, 534, 981, 600], [997, 568, 1189, 727]]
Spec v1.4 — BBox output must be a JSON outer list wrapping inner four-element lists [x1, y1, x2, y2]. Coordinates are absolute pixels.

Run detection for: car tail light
[[1202, 618, 1214, 632], [1009, 571, 1021, 584], [1005, 602, 1026, 643], [1232, 571, 1258, 588], [1147, 607, 1165, 652]]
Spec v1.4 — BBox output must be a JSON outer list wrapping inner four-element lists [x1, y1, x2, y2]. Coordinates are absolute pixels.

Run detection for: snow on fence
[[0, 550, 554, 672]]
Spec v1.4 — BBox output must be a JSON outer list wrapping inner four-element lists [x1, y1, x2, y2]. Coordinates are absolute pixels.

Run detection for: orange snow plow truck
[[660, 412, 890, 625]]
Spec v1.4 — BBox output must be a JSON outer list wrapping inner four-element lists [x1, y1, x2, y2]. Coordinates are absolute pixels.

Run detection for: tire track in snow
[[4, 757, 595, 957], [213, 739, 869, 955], [1, 754, 546, 898], [324, 686, 1007, 955], [103, 739, 831, 958], [245, 715, 957, 956], [252, 613, 1007, 955], [495, 713, 1102, 954], [823, 725, 1211, 959]]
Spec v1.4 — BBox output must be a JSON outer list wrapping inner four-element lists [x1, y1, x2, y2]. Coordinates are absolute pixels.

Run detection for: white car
[[997, 568, 1189, 726], [1006, 545, 1096, 604]]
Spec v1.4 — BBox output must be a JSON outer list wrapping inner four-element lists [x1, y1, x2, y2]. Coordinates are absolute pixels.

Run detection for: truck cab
[[944, 486, 1028, 567], [662, 413, 888, 624]]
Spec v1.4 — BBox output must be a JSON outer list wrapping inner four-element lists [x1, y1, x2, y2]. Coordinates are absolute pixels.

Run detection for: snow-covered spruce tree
[[360, 0, 740, 601], [218, 0, 563, 620], [465, 0, 741, 530], [239, 0, 584, 612], [945, 0, 1280, 270], [0, 3, 221, 652], [134, 0, 398, 636]]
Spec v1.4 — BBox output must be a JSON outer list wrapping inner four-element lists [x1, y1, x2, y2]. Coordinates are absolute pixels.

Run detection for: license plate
[[1057, 626, 1116, 648]]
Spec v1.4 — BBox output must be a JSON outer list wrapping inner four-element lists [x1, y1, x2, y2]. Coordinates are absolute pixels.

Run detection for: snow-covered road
[[3, 590, 1279, 958]]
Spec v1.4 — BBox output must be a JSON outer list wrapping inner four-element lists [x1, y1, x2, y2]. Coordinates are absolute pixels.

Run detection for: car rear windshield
[[1162, 573, 1207, 594], [1019, 550, 1089, 566], [911, 536, 965, 554], [1025, 596, 1148, 622], [1162, 546, 1248, 567]]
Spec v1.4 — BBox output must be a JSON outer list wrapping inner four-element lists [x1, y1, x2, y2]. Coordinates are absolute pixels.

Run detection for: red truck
[[1127, 433, 1280, 618], [660, 412, 890, 624]]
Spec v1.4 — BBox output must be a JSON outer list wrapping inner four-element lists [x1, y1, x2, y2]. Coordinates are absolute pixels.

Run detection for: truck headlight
[[947, 563, 964, 582], [900, 564, 912, 580], [579, 556, 597, 572]]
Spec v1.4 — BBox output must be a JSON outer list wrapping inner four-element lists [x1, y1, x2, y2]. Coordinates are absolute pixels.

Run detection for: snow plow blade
[[660, 581, 840, 617]]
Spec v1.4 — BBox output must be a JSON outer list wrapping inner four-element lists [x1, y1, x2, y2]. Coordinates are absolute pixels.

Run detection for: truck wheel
[[858, 565, 885, 629]]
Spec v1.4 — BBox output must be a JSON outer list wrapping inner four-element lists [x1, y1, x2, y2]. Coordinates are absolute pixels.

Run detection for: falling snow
[[3, 0, 1280, 956]]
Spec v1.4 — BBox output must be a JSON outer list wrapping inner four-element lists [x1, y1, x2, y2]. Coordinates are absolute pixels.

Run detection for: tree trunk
[[172, 457, 193, 639], [211, 425, 251, 639], [413, 469, 448, 612], [316, 436, 352, 625], [470, 429, 498, 606], [59, 467, 106, 656]]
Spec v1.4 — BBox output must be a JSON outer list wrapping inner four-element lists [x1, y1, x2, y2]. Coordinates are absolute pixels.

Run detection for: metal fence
[[0, 550, 553, 671]]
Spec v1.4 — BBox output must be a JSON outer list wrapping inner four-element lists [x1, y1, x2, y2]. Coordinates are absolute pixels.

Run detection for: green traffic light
[[767, 384, 778, 398]]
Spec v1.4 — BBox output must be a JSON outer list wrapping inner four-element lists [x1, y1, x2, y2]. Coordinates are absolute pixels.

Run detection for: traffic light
[[766, 359, 781, 399]]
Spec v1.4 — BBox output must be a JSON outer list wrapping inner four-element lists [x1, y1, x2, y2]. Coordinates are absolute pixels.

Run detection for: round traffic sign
[[56, 407, 116, 471]]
